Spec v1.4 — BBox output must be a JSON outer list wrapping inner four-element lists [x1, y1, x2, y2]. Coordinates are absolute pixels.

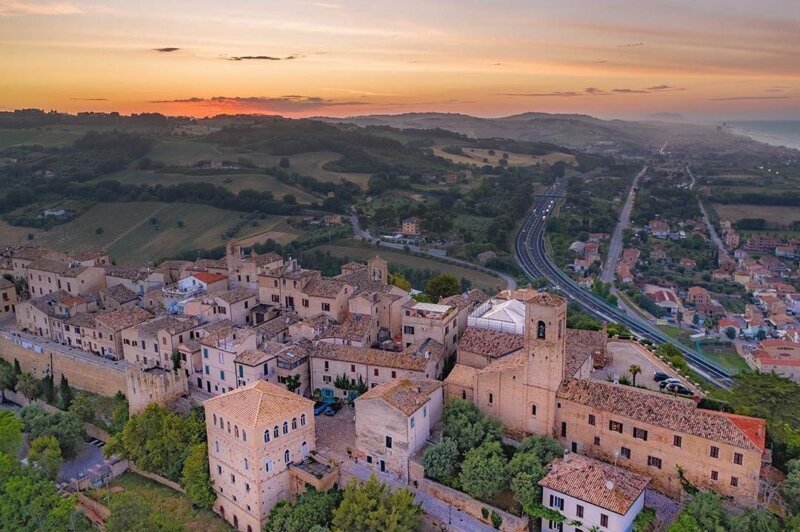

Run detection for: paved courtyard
[[592, 341, 686, 391], [315, 403, 356, 459]]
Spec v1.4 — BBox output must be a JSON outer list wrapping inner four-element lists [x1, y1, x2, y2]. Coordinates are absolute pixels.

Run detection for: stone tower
[[367, 256, 388, 286], [226, 239, 243, 279], [523, 291, 567, 436]]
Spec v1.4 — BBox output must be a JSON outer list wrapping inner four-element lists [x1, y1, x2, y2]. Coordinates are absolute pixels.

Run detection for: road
[[514, 177, 735, 389], [687, 166, 732, 262], [600, 166, 646, 283], [349, 213, 517, 290]]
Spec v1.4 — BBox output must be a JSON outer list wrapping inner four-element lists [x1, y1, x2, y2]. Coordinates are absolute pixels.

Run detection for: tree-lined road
[[514, 178, 735, 390], [600, 166, 646, 283]]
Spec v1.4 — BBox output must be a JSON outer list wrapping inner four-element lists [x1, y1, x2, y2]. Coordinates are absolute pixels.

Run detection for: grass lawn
[[33, 202, 295, 264], [453, 215, 494, 241], [697, 343, 750, 374], [102, 169, 320, 202], [0, 128, 41, 148], [431, 146, 576, 167], [315, 243, 505, 293], [88, 472, 231, 531], [712, 203, 800, 226], [284, 151, 372, 188]]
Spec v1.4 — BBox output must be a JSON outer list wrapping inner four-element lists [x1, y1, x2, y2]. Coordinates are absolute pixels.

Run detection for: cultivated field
[[432, 146, 576, 167], [0, 126, 118, 148], [315, 244, 505, 293], [712, 203, 800, 226], [101, 169, 320, 202], [31, 202, 297, 264]]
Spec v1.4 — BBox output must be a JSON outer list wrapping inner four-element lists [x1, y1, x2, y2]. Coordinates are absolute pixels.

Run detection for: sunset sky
[[1, 0, 798, 120]]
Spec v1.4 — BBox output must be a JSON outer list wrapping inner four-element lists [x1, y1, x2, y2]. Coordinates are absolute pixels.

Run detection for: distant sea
[[728, 120, 800, 150]]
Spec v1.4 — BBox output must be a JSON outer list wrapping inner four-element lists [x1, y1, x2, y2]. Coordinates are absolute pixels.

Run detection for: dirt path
[[104, 204, 169, 249]]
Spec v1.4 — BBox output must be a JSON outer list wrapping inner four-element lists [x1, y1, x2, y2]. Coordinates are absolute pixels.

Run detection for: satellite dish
[[605, 481, 615, 490]]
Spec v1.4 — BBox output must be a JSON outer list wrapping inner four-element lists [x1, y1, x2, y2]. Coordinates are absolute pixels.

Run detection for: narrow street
[[600, 165, 647, 283], [687, 166, 732, 262]]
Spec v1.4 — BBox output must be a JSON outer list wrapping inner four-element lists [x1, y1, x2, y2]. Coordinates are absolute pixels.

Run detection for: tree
[[27, 435, 62, 481], [442, 398, 502, 454], [182, 444, 215, 509], [16, 372, 41, 402], [41, 374, 55, 404], [105, 491, 180, 532], [629, 364, 642, 387], [264, 487, 342, 532], [279, 157, 291, 168], [508, 452, 546, 510], [171, 351, 181, 372], [421, 438, 459, 483], [68, 393, 95, 424], [0, 410, 23, 456], [725, 327, 736, 340], [21, 405, 85, 459], [515, 435, 564, 464], [424, 274, 460, 301], [459, 441, 508, 501], [0, 362, 17, 402], [389, 273, 411, 291], [59, 375, 74, 410], [332, 475, 421, 532], [284, 374, 302, 394], [729, 508, 779, 532], [783, 459, 800, 513], [672, 491, 726, 532]]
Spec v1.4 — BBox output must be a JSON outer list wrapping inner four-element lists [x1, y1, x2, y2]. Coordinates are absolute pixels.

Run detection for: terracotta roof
[[200, 324, 255, 348], [478, 349, 526, 374], [104, 284, 138, 304], [531, 291, 565, 307], [27, 258, 74, 275], [203, 380, 313, 429], [66, 312, 98, 328], [69, 248, 107, 261], [105, 265, 159, 281], [191, 272, 228, 284], [256, 315, 300, 338], [458, 327, 524, 358], [0, 278, 14, 290], [444, 364, 478, 388], [234, 349, 274, 366], [312, 339, 444, 371], [539, 454, 649, 515], [565, 328, 606, 377], [440, 289, 490, 310], [250, 252, 283, 267], [216, 286, 257, 304], [302, 277, 346, 298], [357, 378, 443, 416], [557, 379, 765, 451], [95, 307, 154, 331], [321, 313, 372, 342], [191, 258, 227, 271], [138, 315, 199, 337]]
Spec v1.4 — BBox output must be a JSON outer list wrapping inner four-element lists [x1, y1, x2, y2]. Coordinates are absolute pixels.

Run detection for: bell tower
[[523, 291, 567, 436], [367, 256, 388, 286]]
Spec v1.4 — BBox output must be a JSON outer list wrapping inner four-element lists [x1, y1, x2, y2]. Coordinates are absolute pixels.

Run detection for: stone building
[[0, 277, 17, 318]]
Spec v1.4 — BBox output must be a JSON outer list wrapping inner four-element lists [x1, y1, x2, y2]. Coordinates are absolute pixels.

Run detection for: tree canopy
[[21, 405, 84, 459], [181, 443, 215, 509], [265, 487, 342, 532], [331, 475, 421, 532], [459, 441, 508, 501], [0, 410, 24, 457], [424, 273, 461, 302]]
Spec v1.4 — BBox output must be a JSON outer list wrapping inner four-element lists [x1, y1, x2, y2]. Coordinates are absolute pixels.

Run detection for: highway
[[514, 178, 735, 390]]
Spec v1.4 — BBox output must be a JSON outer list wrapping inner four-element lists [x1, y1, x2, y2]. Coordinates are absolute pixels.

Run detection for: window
[[215, 441, 219, 453], [710, 446, 720, 459], [609, 420, 623, 433], [423, 405, 427, 417], [323, 375, 331, 383], [235, 426, 239, 438], [410, 417, 415, 429], [324, 361, 329, 371], [244, 458, 249, 470], [284, 450, 290, 464], [600, 514, 609, 527], [220, 370, 225, 380], [531, 404, 537, 416], [213, 414, 217, 425], [647, 456, 662, 469], [673, 435, 682, 448], [230, 473, 236, 484], [548, 494, 564, 510], [217, 465, 222, 474], [385, 436, 393, 449], [242, 430, 246, 442], [620, 447, 631, 459], [300, 414, 306, 426], [488, 392, 493, 405], [302, 299, 309, 308], [593, 436, 601, 446], [576, 505, 584, 518], [271, 294, 279, 303], [350, 364, 356, 372], [321, 303, 331, 312], [403, 325, 415, 335], [633, 427, 648, 441], [734, 452, 743, 465], [537, 320, 546, 339], [291, 418, 297, 430], [588, 414, 595, 425], [711, 470, 719, 481], [561, 422, 567, 438], [273, 426, 279, 438], [730, 476, 739, 487], [283, 422, 288, 434], [264, 430, 270, 443], [374, 368, 379, 377], [391, 371, 396, 379], [265, 460, 272, 472]]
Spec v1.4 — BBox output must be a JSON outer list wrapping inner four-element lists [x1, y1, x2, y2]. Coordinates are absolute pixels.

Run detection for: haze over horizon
[[1, 0, 799, 121]]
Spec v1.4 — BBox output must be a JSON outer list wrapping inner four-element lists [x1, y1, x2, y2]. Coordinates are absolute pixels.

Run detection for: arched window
[[227, 421, 231, 433], [244, 458, 249, 470], [282, 421, 288, 435], [213, 414, 217, 425], [265, 459, 272, 472], [219, 417, 224, 429], [488, 392, 494, 405], [291, 418, 297, 430], [302, 441, 309, 458], [531, 404, 537, 416], [215, 441, 219, 453], [461, 390, 466, 400], [242, 430, 247, 442], [234, 426, 239, 438], [274, 426, 279, 438], [558, 320, 563, 339], [537, 320, 546, 340], [300, 414, 306, 426], [284, 450, 290, 464], [264, 430, 270, 443]]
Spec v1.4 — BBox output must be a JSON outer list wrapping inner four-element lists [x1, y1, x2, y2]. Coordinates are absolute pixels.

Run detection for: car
[[658, 377, 682, 388], [653, 371, 670, 382], [324, 403, 343, 416], [314, 400, 332, 416], [665, 383, 693, 396]]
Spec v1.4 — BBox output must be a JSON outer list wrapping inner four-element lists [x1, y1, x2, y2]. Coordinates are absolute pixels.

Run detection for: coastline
[[728, 123, 800, 151]]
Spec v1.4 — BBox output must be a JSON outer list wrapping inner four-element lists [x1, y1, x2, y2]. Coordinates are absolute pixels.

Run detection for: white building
[[539, 453, 649, 532], [467, 297, 526, 334]]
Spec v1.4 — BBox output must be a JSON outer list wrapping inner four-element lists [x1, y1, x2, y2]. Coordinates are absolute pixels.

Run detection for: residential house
[[200, 323, 258, 395], [686, 286, 711, 306], [401, 217, 421, 236], [105, 265, 166, 297], [121, 315, 201, 368], [94, 307, 155, 360], [26, 258, 106, 297], [0, 278, 17, 318], [402, 301, 459, 354]]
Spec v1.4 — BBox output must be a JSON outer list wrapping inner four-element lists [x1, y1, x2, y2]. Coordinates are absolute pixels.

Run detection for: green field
[[315, 243, 505, 293], [32, 202, 298, 264], [102, 169, 320, 202], [0, 128, 41, 148], [453, 215, 494, 241], [283, 151, 372, 188], [0, 126, 111, 148], [88, 472, 230, 531], [697, 343, 750, 374]]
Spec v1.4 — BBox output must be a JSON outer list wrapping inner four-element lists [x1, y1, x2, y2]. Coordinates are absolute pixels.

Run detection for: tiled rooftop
[[95, 306, 153, 331], [357, 378, 442, 415], [203, 380, 313, 429], [458, 327, 524, 358]]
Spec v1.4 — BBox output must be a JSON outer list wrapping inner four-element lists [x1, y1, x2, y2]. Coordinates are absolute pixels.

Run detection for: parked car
[[653, 371, 670, 382], [314, 400, 332, 416], [324, 403, 343, 416], [665, 383, 693, 396], [658, 378, 682, 388]]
